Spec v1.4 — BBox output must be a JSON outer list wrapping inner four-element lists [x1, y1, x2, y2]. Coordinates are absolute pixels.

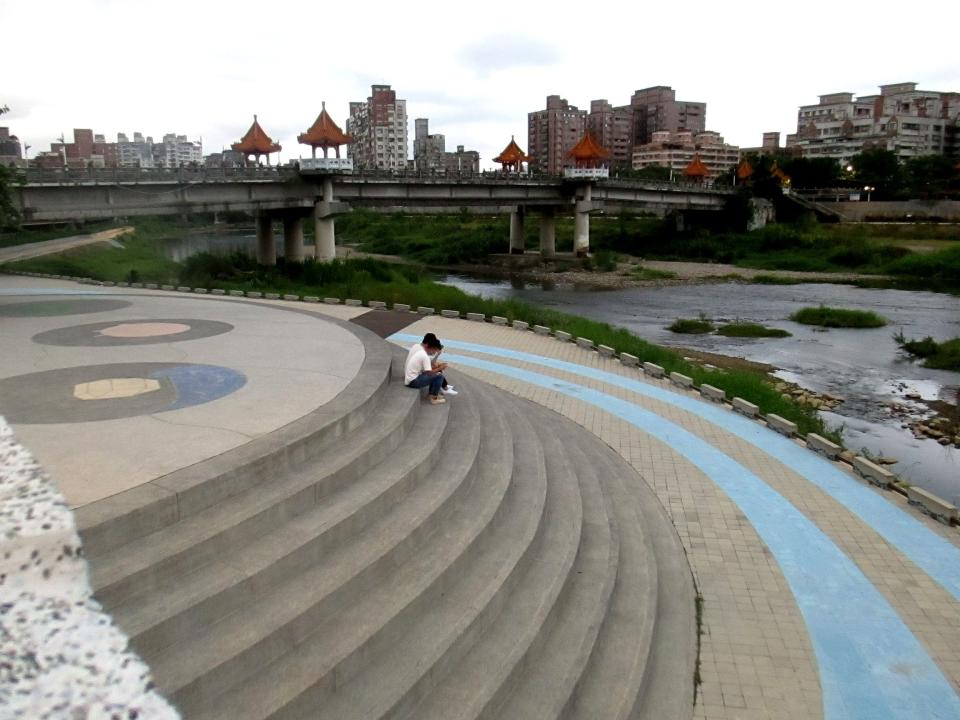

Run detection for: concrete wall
[[821, 200, 960, 222]]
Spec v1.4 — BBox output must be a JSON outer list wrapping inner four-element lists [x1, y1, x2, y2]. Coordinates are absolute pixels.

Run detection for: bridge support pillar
[[283, 216, 305, 263], [315, 178, 337, 262], [256, 213, 276, 266], [539, 212, 556, 258], [574, 185, 592, 256], [509, 208, 525, 254]]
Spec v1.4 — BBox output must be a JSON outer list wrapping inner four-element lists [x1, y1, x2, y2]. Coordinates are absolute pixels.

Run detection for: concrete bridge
[[14, 167, 733, 262]]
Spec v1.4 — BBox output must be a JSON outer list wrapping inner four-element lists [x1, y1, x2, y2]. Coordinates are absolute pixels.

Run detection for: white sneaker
[[442, 386, 459, 396]]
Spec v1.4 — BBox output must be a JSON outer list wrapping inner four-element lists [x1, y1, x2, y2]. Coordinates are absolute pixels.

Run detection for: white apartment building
[[158, 133, 203, 167], [632, 130, 740, 178], [787, 83, 960, 163], [347, 85, 408, 171]]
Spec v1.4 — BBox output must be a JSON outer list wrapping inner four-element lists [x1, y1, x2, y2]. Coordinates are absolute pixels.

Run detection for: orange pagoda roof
[[298, 102, 352, 147], [232, 115, 281, 155], [683, 154, 710, 178], [771, 164, 790, 183], [494, 137, 530, 164], [567, 132, 610, 162], [736, 158, 753, 180]]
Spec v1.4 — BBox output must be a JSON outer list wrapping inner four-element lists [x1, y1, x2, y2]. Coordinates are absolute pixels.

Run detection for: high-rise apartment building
[[632, 130, 739, 178], [116, 131, 154, 167], [49, 128, 117, 168], [0, 127, 23, 167], [786, 82, 960, 163], [347, 84, 408, 171], [587, 100, 633, 169], [157, 133, 203, 167], [528, 95, 587, 174], [629, 86, 706, 145], [444, 145, 480, 175], [529, 87, 707, 174], [413, 118, 446, 172]]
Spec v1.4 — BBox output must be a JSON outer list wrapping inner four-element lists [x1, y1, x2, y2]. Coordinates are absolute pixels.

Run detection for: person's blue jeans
[[407, 372, 444, 395]]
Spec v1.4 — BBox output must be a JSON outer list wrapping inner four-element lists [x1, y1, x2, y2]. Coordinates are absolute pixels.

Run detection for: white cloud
[[2, 0, 957, 168]]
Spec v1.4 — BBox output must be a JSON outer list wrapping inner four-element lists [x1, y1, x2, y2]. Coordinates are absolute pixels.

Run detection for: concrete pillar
[[539, 212, 556, 258], [509, 208, 525, 254], [256, 214, 276, 266], [283, 216, 305, 263], [315, 178, 336, 261], [574, 184, 592, 257]]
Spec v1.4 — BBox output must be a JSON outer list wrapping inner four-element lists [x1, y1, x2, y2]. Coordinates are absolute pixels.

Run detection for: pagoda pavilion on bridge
[[565, 132, 610, 179], [683, 154, 710, 183], [495, 137, 531, 173], [231, 115, 281, 166], [299, 102, 352, 159]]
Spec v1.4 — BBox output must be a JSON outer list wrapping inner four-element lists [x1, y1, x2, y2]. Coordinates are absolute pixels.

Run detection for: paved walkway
[[0, 227, 133, 263], [3, 275, 960, 719]]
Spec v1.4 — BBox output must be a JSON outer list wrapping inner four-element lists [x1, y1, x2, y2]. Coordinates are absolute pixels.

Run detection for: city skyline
[[3, 0, 958, 169]]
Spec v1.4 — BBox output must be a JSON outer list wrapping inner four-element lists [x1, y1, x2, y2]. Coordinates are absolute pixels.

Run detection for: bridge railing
[[20, 166, 732, 194]]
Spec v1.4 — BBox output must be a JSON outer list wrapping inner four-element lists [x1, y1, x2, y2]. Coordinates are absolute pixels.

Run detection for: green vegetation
[[668, 318, 715, 334], [0, 164, 23, 231], [632, 266, 677, 280], [716, 323, 792, 338], [790, 306, 888, 328], [750, 274, 804, 285], [895, 334, 960, 372]]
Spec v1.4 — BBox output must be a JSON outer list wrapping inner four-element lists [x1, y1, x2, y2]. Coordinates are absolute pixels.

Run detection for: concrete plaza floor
[[0, 275, 363, 507]]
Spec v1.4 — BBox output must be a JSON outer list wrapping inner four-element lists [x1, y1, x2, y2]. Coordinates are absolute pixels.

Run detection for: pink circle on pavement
[[98, 322, 192, 338]]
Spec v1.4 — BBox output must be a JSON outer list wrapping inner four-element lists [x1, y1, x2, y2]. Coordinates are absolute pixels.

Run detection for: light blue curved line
[[392, 333, 960, 602], [426, 349, 960, 720]]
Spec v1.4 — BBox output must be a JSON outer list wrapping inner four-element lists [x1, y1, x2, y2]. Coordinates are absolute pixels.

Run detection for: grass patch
[[750, 274, 804, 285], [632, 266, 678, 280], [669, 318, 715, 334], [716, 322, 792, 338], [790, 306, 887, 328], [896, 335, 960, 371]]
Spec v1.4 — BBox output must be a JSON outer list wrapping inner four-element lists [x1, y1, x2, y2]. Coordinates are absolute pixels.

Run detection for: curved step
[[183, 374, 519, 719], [311, 390, 586, 720], [91, 380, 421, 612], [563, 433, 695, 720], [119, 384, 450, 661]]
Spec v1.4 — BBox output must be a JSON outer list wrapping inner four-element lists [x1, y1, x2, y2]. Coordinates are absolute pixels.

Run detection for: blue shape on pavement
[[392, 334, 960, 604], [150, 364, 246, 411], [413, 347, 960, 720]]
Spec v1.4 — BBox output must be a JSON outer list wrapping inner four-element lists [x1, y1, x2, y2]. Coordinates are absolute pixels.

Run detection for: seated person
[[429, 343, 458, 396], [404, 333, 449, 405]]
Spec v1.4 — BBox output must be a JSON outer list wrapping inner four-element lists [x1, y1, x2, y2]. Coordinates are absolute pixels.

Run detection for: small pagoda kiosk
[[683, 154, 710, 183], [494, 137, 530, 173], [231, 115, 281, 166], [565, 132, 610, 179], [299, 102, 352, 160], [735, 158, 754, 185]]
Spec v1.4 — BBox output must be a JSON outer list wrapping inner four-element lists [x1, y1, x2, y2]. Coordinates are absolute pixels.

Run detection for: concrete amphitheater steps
[[196, 376, 532, 720], [89, 379, 421, 614]]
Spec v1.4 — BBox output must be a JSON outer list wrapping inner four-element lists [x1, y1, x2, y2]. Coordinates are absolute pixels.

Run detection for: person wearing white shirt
[[404, 334, 448, 405]]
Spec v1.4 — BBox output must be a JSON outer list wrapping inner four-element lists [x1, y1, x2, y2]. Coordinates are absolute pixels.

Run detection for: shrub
[[896, 335, 960, 371], [716, 323, 792, 338], [790, 306, 887, 328], [669, 318, 715, 334]]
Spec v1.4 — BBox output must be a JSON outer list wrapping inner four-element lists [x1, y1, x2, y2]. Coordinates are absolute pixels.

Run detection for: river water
[[161, 232, 960, 501], [439, 274, 960, 502]]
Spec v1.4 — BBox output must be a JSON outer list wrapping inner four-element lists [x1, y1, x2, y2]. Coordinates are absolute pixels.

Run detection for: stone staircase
[[80, 337, 695, 720]]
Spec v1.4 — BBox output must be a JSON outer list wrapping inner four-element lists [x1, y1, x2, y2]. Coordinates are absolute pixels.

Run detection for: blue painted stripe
[[418, 348, 960, 720], [393, 334, 960, 603]]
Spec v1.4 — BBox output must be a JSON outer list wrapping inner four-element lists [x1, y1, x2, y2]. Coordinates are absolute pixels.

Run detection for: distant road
[[0, 227, 133, 264]]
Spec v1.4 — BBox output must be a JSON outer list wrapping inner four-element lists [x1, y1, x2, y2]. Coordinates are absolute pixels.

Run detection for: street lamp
[[863, 185, 875, 202]]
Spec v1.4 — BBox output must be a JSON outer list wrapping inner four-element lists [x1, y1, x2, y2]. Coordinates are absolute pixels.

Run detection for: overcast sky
[[3, 0, 958, 168]]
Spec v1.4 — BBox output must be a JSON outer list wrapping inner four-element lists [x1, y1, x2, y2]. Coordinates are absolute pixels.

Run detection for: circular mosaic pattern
[[0, 363, 247, 424], [32, 319, 234, 347], [99, 322, 192, 338], [0, 298, 132, 317]]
